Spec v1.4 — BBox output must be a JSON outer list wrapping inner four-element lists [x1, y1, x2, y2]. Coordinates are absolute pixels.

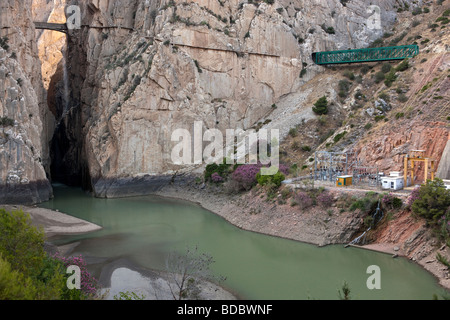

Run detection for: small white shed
[[381, 172, 404, 190], [443, 180, 450, 190]]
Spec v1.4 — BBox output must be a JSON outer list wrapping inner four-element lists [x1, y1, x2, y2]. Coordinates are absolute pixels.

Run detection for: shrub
[[369, 38, 384, 48], [395, 112, 405, 119], [0, 209, 86, 300], [333, 131, 347, 143], [52, 253, 99, 299], [396, 58, 409, 72], [317, 191, 333, 208], [381, 63, 392, 74], [289, 127, 298, 137], [411, 179, 450, 226], [204, 162, 231, 182], [360, 65, 370, 74], [301, 145, 311, 152], [231, 163, 262, 190], [398, 94, 408, 103], [374, 71, 385, 83], [256, 171, 285, 188], [349, 194, 378, 213], [0, 116, 15, 127], [299, 68, 307, 78], [384, 70, 397, 87], [382, 193, 403, 209], [343, 71, 355, 80], [412, 7, 422, 16], [294, 191, 313, 210], [211, 172, 224, 183], [278, 164, 290, 176], [312, 96, 328, 115]]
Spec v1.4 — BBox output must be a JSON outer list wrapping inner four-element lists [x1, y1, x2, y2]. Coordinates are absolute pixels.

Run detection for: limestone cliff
[[58, 0, 413, 197], [0, 0, 53, 204]]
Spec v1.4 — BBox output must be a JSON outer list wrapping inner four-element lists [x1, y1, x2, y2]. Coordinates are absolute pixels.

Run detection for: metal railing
[[312, 45, 419, 65]]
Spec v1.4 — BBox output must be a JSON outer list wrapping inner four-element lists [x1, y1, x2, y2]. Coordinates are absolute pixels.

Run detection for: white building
[[443, 180, 450, 190], [381, 172, 404, 190]]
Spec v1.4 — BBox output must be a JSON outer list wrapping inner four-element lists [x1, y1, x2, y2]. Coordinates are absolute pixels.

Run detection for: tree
[[411, 178, 450, 226], [312, 96, 328, 115], [0, 209, 65, 299], [337, 281, 351, 300], [165, 246, 225, 300]]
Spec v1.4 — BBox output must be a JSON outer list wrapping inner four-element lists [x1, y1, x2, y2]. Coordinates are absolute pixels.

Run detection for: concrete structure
[[443, 180, 450, 190], [381, 172, 405, 190]]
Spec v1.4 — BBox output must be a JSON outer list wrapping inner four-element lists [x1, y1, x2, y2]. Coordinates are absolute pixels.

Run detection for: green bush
[[312, 96, 328, 115], [381, 63, 392, 74], [333, 131, 347, 143], [204, 161, 231, 182], [411, 179, 450, 226], [374, 71, 385, 83], [0, 117, 14, 127], [289, 127, 298, 137], [256, 171, 285, 188], [398, 94, 408, 103], [395, 112, 405, 119], [384, 70, 397, 87], [0, 209, 66, 299], [343, 71, 355, 80], [301, 145, 311, 152], [396, 58, 409, 72], [349, 194, 379, 213]]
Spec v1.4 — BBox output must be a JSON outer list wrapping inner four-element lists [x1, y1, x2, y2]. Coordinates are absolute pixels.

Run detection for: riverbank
[[0, 204, 237, 300], [0, 204, 102, 237], [151, 177, 450, 292]]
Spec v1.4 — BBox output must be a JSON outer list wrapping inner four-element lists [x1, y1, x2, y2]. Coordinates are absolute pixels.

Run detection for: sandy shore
[[0, 203, 237, 300], [0, 204, 102, 237]]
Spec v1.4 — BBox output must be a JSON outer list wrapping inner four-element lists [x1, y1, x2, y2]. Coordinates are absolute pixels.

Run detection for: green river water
[[39, 184, 448, 300]]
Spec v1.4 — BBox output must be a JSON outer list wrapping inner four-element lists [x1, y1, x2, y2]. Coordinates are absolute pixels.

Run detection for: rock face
[[436, 138, 450, 180], [0, 0, 53, 204], [354, 120, 450, 184], [57, 0, 412, 197]]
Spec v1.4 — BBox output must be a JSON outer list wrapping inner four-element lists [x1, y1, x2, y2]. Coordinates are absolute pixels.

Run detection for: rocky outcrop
[[436, 138, 450, 180], [354, 120, 449, 183], [0, 0, 53, 204], [58, 0, 413, 197]]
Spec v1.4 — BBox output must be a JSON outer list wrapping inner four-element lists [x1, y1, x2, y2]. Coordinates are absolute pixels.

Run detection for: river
[[39, 184, 448, 300]]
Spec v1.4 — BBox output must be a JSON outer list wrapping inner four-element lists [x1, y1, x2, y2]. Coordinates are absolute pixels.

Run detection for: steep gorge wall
[[0, 0, 53, 204], [61, 0, 412, 198]]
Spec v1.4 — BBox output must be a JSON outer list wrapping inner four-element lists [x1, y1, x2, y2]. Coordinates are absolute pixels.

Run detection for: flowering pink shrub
[[211, 172, 224, 183], [316, 191, 333, 208], [231, 163, 262, 190], [53, 253, 99, 298], [382, 192, 394, 204], [278, 164, 290, 176], [406, 187, 420, 208], [294, 191, 313, 210]]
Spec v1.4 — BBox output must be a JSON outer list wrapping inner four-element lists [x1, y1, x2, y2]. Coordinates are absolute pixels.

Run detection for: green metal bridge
[[312, 45, 419, 65]]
